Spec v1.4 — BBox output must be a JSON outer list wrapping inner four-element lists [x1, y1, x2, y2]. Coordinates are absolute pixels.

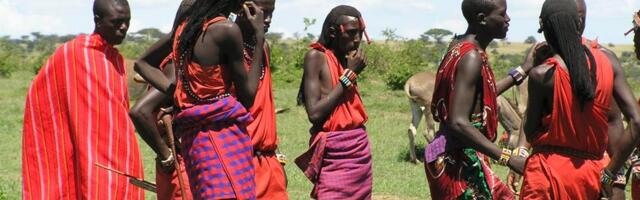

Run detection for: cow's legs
[[423, 105, 436, 143], [408, 99, 423, 163]]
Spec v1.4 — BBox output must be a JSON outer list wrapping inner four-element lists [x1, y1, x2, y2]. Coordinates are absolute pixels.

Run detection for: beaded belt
[[532, 145, 600, 160]]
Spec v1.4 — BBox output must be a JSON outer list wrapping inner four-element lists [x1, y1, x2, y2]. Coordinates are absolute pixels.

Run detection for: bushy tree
[[524, 36, 536, 44], [422, 28, 453, 44]]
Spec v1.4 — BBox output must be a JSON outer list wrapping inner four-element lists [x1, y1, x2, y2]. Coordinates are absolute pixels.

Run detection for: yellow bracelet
[[512, 146, 530, 158], [499, 148, 512, 166]]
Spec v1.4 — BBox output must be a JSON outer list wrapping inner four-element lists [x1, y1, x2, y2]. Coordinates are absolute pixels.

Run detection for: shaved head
[[93, 0, 130, 45], [93, 0, 129, 18], [461, 0, 497, 24]]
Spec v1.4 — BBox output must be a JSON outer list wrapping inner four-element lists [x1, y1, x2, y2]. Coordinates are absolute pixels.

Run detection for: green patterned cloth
[[458, 148, 492, 200]]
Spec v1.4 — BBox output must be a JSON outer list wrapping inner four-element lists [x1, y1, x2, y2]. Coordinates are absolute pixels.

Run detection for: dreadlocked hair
[[297, 5, 362, 106], [540, 0, 596, 109], [171, 0, 196, 34], [176, 0, 243, 66]]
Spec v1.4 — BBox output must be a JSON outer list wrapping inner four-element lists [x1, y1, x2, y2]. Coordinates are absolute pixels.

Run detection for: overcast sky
[[2, 0, 638, 44]]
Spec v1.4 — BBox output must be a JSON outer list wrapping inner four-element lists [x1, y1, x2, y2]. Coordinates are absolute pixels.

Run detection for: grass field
[[490, 42, 634, 56], [1, 41, 636, 199]]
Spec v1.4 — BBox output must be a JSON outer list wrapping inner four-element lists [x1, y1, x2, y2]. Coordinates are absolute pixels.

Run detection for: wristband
[[499, 148, 512, 166], [508, 66, 526, 85]]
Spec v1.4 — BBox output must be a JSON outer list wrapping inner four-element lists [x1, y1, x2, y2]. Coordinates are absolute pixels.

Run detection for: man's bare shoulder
[[205, 20, 241, 41], [455, 49, 483, 73], [304, 49, 326, 63], [529, 63, 555, 84]]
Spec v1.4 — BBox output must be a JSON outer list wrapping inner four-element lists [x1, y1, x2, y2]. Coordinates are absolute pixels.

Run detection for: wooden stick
[[94, 163, 157, 193], [161, 110, 188, 200]]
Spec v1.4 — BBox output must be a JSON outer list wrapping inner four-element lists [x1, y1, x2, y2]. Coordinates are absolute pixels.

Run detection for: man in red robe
[[129, 1, 194, 199], [295, 5, 372, 200], [424, 0, 537, 199], [520, 0, 640, 199], [131, 0, 286, 199], [22, 0, 145, 199], [136, 0, 266, 198], [508, 1, 630, 199], [235, 0, 289, 199]]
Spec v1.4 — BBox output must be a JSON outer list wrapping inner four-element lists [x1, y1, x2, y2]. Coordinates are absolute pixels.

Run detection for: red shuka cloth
[[172, 17, 233, 110], [156, 153, 193, 200], [425, 41, 510, 200], [313, 43, 368, 131], [244, 47, 288, 199], [295, 43, 372, 200], [22, 33, 144, 199], [431, 41, 499, 142], [521, 39, 614, 200]]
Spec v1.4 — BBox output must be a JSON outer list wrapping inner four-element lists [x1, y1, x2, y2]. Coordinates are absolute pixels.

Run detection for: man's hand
[[523, 42, 552, 72], [156, 154, 176, 174], [346, 49, 367, 74], [507, 170, 522, 194], [243, 1, 265, 37]]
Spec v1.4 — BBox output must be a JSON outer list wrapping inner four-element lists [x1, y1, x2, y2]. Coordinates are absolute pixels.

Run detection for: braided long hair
[[539, 0, 597, 108]]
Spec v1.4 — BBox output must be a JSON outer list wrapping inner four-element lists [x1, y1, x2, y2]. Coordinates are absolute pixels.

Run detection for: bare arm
[[607, 101, 624, 157], [496, 44, 537, 95], [497, 42, 553, 95], [302, 50, 346, 125], [522, 64, 553, 142], [129, 63, 175, 159], [216, 22, 264, 108], [134, 35, 174, 94], [449, 51, 504, 160], [602, 50, 640, 173]]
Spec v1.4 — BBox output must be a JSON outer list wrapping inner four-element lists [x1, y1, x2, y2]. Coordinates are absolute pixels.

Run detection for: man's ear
[[477, 13, 487, 26], [94, 14, 101, 25]]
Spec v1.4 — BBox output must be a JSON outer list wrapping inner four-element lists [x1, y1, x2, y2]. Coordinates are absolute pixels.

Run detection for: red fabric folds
[[22, 33, 144, 199], [431, 41, 499, 142], [521, 39, 614, 199]]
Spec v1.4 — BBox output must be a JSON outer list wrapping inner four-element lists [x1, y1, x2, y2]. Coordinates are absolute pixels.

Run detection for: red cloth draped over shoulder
[[521, 39, 614, 200], [531, 39, 614, 156], [430, 41, 499, 141], [245, 47, 278, 151], [310, 43, 368, 132], [244, 46, 288, 199], [172, 16, 233, 110], [22, 33, 144, 199]]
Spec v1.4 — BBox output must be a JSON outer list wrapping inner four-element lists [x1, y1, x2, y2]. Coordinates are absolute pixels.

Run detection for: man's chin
[[111, 39, 125, 45]]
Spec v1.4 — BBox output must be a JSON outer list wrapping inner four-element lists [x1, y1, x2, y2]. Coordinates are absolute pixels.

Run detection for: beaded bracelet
[[340, 75, 353, 88], [499, 148, 512, 166], [157, 149, 175, 168], [344, 69, 358, 82], [508, 66, 526, 85], [512, 146, 530, 158]]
